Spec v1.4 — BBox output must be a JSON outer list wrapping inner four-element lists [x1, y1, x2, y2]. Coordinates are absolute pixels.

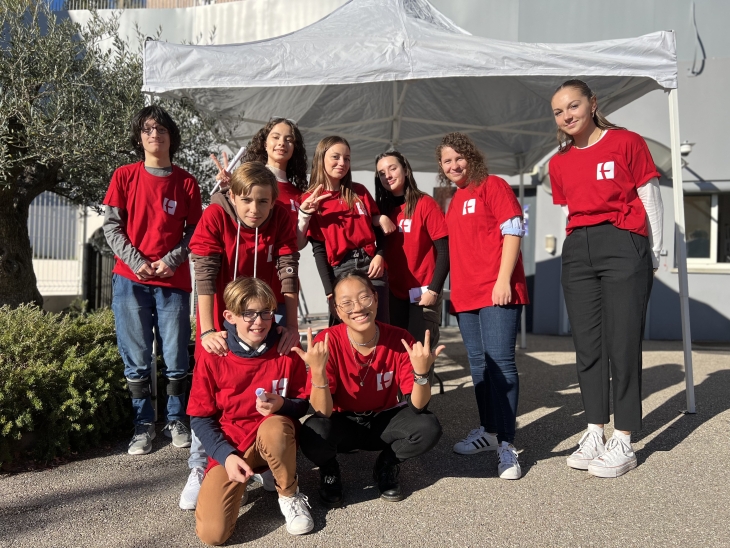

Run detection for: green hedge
[[0, 304, 131, 466]]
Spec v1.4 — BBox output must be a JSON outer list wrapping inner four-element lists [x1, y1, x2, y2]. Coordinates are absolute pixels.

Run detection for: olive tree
[[0, 0, 220, 307]]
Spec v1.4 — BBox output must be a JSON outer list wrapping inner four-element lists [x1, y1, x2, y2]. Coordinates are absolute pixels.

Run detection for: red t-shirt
[[187, 344, 308, 467], [304, 322, 416, 413], [385, 195, 448, 301], [277, 181, 302, 225], [189, 201, 297, 342], [549, 129, 660, 236], [303, 183, 379, 266], [103, 162, 202, 292], [445, 175, 529, 313]]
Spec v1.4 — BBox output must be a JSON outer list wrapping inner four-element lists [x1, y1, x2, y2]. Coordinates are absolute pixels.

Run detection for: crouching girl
[[188, 277, 312, 545]]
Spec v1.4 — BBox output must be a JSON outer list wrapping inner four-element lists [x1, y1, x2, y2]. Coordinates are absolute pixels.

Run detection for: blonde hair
[[229, 161, 279, 201], [553, 79, 624, 154], [307, 136, 359, 210], [223, 277, 277, 316]]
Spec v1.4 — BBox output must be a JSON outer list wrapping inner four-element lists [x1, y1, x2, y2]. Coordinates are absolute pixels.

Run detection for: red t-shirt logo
[[376, 371, 394, 391], [399, 219, 412, 233], [596, 161, 615, 180], [289, 199, 300, 211], [462, 198, 476, 215], [355, 202, 366, 215], [163, 197, 177, 215], [271, 378, 288, 396]]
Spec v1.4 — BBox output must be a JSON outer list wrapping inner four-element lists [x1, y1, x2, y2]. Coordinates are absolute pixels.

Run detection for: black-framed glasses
[[336, 293, 374, 314], [242, 310, 275, 322], [141, 125, 168, 136]]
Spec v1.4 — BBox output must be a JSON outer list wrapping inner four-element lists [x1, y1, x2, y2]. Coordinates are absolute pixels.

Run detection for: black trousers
[[561, 223, 653, 432], [300, 406, 442, 466]]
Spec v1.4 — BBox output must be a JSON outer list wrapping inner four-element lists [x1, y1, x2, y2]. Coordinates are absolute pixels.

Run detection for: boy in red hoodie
[[188, 277, 312, 543], [180, 161, 299, 510]]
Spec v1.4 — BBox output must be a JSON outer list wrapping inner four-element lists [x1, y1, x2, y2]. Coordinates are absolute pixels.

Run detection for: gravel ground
[[1, 330, 728, 547]]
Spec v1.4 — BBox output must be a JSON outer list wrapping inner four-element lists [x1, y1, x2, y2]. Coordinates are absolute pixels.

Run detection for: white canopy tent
[[143, 0, 696, 412]]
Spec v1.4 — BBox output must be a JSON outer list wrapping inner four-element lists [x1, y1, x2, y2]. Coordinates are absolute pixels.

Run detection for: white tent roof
[[143, 0, 677, 173]]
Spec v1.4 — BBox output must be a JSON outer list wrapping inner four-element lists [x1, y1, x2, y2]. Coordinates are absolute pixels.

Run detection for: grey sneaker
[[278, 490, 314, 535], [567, 430, 606, 470], [163, 420, 192, 448], [252, 470, 277, 492], [128, 423, 155, 455]]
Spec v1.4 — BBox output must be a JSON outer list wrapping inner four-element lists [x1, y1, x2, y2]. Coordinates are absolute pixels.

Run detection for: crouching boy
[[188, 277, 313, 545]]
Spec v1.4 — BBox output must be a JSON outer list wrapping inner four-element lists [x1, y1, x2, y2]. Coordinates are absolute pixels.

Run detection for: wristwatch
[[413, 372, 430, 385]]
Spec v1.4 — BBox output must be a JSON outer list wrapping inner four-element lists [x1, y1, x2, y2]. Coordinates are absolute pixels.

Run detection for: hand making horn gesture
[[211, 151, 231, 190], [291, 328, 330, 374], [299, 184, 331, 215], [401, 329, 445, 376]]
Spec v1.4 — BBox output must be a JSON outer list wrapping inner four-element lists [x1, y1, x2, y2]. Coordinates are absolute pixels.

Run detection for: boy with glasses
[[103, 105, 202, 455], [189, 277, 313, 543]]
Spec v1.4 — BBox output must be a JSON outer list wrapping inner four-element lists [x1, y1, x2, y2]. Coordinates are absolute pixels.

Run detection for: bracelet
[[200, 329, 217, 340], [412, 368, 429, 377], [298, 206, 313, 217], [311, 380, 329, 389]]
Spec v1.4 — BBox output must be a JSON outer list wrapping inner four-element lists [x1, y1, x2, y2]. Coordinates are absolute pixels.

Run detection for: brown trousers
[[195, 415, 298, 546]]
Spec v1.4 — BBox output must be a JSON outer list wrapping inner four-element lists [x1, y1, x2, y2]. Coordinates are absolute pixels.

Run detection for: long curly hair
[[243, 117, 308, 191], [307, 136, 359, 210], [435, 132, 489, 188], [374, 151, 426, 219], [553, 79, 623, 154]]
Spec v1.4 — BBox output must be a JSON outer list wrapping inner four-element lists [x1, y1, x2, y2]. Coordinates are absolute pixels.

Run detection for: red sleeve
[[189, 206, 226, 256], [103, 166, 128, 210], [275, 205, 298, 256], [627, 132, 661, 188], [395, 330, 417, 396], [549, 157, 567, 205], [304, 328, 338, 397], [187, 354, 219, 417], [421, 197, 448, 241], [186, 175, 203, 226], [359, 185, 380, 216], [484, 176, 522, 225]]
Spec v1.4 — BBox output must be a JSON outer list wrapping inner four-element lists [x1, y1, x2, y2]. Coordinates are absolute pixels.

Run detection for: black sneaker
[[318, 459, 343, 507], [373, 451, 403, 502]]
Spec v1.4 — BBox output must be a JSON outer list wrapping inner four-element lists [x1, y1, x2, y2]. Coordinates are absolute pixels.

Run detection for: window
[[683, 193, 730, 264]]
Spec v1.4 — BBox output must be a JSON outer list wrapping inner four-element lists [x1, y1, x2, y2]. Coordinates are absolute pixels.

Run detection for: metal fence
[[54, 0, 242, 10]]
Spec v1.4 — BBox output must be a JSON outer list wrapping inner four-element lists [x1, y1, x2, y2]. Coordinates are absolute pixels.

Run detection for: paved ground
[[1, 330, 728, 547]]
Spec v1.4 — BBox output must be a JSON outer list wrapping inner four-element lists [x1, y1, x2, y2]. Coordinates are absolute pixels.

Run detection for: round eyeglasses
[[336, 293, 374, 314]]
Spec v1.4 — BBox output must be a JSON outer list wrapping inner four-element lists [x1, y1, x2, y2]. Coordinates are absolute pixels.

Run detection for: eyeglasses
[[242, 310, 275, 322], [336, 293, 374, 314], [141, 125, 168, 136]]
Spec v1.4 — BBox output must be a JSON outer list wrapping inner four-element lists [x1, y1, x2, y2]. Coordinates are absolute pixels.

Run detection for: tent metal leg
[[518, 168, 527, 349], [667, 88, 696, 414]]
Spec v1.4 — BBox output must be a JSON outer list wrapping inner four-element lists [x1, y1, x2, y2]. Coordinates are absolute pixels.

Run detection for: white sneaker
[[179, 467, 205, 510], [587, 436, 637, 478], [453, 427, 499, 455], [497, 442, 522, 480], [278, 490, 314, 535], [252, 470, 277, 492], [566, 430, 606, 470]]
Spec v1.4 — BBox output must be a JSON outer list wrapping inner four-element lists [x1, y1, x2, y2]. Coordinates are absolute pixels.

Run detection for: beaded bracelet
[[200, 329, 217, 340]]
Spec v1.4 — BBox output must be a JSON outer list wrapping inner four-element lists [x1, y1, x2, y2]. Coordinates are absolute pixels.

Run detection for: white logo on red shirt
[[163, 198, 177, 215], [376, 371, 394, 391], [271, 378, 288, 397], [355, 202, 366, 215], [267, 244, 273, 262], [290, 199, 300, 211], [399, 219, 412, 233], [596, 161, 615, 180], [462, 199, 476, 215]]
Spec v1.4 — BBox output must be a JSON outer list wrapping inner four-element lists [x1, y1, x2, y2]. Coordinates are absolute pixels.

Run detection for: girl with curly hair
[[374, 151, 449, 374], [437, 132, 528, 480], [550, 79, 661, 478], [300, 136, 396, 325]]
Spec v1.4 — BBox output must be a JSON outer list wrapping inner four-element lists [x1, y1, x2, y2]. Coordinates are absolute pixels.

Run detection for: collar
[[267, 164, 288, 182], [223, 320, 280, 358]]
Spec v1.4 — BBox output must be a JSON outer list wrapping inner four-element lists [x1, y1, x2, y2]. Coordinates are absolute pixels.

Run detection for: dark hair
[[435, 132, 489, 188], [243, 118, 308, 191], [308, 136, 360, 210], [374, 151, 426, 219], [332, 269, 376, 301], [553, 79, 624, 153], [130, 105, 181, 161]]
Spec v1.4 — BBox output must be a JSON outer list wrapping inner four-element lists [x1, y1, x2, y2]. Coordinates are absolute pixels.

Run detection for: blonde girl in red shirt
[[550, 79, 662, 478]]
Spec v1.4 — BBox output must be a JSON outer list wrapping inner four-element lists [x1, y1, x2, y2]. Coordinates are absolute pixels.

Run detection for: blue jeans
[[456, 305, 522, 444], [112, 274, 191, 426]]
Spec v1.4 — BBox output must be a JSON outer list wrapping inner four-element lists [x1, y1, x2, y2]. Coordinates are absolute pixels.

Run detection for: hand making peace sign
[[401, 329, 445, 376]]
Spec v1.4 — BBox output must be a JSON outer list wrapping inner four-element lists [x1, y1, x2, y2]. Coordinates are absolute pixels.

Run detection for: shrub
[[0, 304, 130, 466]]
